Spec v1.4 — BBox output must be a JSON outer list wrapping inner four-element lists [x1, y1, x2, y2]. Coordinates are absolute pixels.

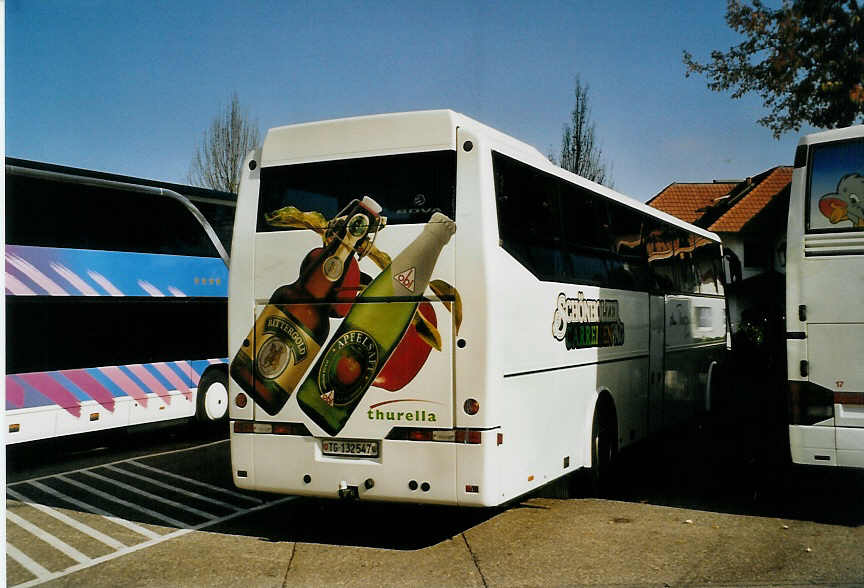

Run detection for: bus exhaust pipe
[[338, 481, 359, 500]]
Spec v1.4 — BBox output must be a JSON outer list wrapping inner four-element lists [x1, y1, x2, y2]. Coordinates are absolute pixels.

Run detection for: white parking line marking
[[7, 543, 52, 580], [8, 439, 229, 489], [28, 480, 162, 540], [80, 470, 219, 521], [7, 511, 92, 564], [104, 464, 242, 511], [7, 439, 285, 588], [7, 489, 128, 550], [126, 460, 263, 503], [11, 495, 298, 588], [56, 475, 189, 528]]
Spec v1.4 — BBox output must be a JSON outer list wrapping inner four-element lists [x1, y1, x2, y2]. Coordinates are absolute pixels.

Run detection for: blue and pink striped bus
[[5, 159, 234, 443]]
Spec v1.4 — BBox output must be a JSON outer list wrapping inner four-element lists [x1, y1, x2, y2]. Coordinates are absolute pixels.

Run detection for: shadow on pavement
[[609, 417, 864, 527], [205, 499, 502, 550], [6, 421, 228, 483], [608, 350, 864, 528]]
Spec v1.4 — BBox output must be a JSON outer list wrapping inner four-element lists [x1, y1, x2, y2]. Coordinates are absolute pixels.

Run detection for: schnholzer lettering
[[552, 292, 625, 349]]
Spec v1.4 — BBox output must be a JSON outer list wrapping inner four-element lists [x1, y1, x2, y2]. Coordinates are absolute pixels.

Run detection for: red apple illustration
[[335, 353, 363, 387], [373, 302, 437, 391]]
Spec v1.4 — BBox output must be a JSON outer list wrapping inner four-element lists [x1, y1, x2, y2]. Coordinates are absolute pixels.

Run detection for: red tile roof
[[647, 182, 737, 224], [708, 167, 793, 232]]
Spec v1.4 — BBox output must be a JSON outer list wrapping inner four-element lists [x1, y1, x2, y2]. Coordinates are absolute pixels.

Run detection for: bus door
[[648, 294, 665, 434], [808, 319, 864, 467]]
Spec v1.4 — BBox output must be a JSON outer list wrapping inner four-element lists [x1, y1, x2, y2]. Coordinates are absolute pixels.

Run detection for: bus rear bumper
[[789, 424, 836, 465], [230, 428, 497, 506], [789, 424, 864, 467]]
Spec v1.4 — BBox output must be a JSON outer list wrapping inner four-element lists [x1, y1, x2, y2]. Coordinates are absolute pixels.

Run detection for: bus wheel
[[587, 400, 618, 497], [196, 367, 229, 425]]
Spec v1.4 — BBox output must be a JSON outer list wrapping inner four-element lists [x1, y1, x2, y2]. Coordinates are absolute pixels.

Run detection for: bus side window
[[494, 153, 567, 282], [676, 232, 699, 294], [560, 184, 611, 286], [6, 175, 219, 257], [606, 202, 649, 291], [646, 222, 678, 293], [694, 240, 724, 296]]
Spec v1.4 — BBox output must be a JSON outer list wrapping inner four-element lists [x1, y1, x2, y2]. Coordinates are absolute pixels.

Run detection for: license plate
[[321, 438, 379, 457]]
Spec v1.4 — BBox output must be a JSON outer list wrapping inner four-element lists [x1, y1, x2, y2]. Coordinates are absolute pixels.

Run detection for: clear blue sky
[[6, 0, 809, 202]]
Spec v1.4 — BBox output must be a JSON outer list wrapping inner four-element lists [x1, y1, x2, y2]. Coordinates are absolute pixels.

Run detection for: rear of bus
[[787, 125, 864, 467], [228, 111, 498, 505]]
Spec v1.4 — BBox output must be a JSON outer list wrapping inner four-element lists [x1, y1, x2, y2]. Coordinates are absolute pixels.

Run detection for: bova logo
[[552, 292, 625, 350]]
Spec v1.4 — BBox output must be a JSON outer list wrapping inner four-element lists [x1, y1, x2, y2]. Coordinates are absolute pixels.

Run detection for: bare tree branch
[[559, 77, 613, 187], [189, 93, 262, 193]]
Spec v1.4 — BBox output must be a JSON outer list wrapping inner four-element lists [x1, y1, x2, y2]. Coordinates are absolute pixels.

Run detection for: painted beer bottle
[[297, 212, 457, 434], [230, 197, 383, 415]]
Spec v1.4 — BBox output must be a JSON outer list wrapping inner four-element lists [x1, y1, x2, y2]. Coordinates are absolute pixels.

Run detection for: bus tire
[[587, 398, 618, 497], [196, 366, 229, 425]]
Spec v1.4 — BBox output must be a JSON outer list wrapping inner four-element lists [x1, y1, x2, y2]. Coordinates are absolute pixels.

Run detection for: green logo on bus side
[[552, 292, 625, 350]]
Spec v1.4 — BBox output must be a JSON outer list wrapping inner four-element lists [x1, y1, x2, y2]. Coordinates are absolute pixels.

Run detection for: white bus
[[227, 110, 727, 506], [786, 124, 864, 468], [5, 159, 233, 444]]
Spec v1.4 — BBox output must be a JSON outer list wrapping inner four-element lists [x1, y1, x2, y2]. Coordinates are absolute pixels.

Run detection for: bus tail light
[[272, 422, 312, 436], [387, 427, 486, 444], [232, 421, 311, 436], [234, 421, 254, 433], [455, 429, 482, 444]]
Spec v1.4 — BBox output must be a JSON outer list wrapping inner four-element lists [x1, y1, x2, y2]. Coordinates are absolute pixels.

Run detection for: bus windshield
[[807, 138, 864, 232], [256, 150, 456, 231]]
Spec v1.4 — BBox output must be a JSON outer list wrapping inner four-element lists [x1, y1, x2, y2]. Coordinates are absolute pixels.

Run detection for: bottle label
[[347, 212, 371, 237], [257, 314, 310, 377], [246, 305, 321, 408], [317, 330, 379, 407], [321, 255, 345, 281]]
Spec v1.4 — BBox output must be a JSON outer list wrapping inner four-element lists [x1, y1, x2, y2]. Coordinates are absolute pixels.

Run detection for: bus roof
[[262, 109, 721, 243], [797, 124, 864, 147], [5, 157, 237, 207]]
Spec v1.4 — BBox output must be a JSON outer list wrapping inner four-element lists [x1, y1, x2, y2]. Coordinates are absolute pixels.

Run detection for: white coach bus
[[227, 110, 727, 506], [787, 124, 864, 468]]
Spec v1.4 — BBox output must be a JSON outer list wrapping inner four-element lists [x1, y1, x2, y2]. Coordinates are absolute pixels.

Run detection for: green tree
[[683, 0, 864, 137], [189, 93, 262, 193], [558, 77, 612, 187]]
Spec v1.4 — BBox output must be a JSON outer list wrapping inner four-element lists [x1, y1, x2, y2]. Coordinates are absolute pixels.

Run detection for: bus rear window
[[256, 151, 456, 231], [807, 138, 864, 232]]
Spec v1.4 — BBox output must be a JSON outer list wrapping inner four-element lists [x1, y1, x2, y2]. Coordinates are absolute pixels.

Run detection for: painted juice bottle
[[297, 212, 457, 435], [230, 197, 383, 416]]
